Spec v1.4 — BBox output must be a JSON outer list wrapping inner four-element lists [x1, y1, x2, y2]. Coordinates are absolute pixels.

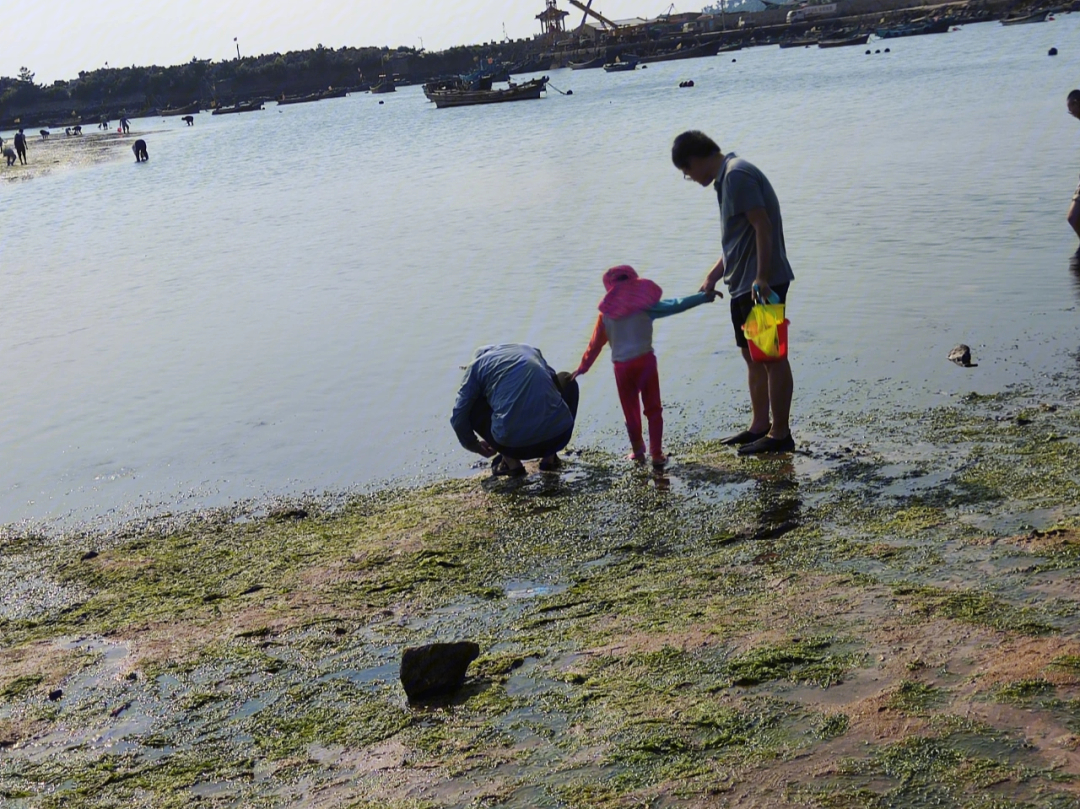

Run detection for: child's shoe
[[627, 447, 647, 462], [651, 454, 668, 468]]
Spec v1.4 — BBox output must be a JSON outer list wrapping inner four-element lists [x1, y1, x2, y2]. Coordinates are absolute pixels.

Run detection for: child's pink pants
[[613, 351, 663, 457]]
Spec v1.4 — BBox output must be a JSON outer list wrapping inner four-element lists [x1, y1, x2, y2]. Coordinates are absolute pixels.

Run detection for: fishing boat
[[427, 76, 548, 109], [603, 55, 639, 72], [717, 42, 744, 52], [160, 101, 200, 116], [211, 100, 264, 115], [779, 36, 819, 48], [277, 88, 348, 105], [818, 32, 871, 47], [569, 55, 607, 70], [370, 76, 396, 94], [875, 17, 952, 38], [1000, 10, 1049, 24], [638, 40, 722, 64]]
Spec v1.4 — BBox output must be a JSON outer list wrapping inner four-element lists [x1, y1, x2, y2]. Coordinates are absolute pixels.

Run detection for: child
[[572, 265, 712, 467]]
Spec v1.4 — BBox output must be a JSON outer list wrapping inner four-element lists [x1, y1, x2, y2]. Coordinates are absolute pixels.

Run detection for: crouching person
[[452, 344, 579, 477]]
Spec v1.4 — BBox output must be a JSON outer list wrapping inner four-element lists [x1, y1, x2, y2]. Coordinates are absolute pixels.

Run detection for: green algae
[[893, 584, 1058, 635], [3, 381, 1080, 806], [720, 637, 864, 688], [886, 680, 945, 713], [0, 674, 44, 700], [993, 679, 1056, 705]]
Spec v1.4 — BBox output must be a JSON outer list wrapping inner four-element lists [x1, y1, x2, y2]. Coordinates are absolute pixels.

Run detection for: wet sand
[[1, 367, 1079, 807], [0, 128, 161, 182]]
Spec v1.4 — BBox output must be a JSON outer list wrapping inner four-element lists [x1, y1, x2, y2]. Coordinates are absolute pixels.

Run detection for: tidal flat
[[3, 368, 1080, 808]]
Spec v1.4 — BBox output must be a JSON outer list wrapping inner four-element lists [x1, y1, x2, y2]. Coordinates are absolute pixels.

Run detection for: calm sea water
[[3, 18, 1079, 530]]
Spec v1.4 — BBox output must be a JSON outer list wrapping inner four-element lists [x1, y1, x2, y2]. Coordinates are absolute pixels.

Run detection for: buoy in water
[[884, 47, 890, 52], [1049, 47, 1058, 56], [865, 50, 871, 54], [731, 58, 736, 62], [566, 89, 573, 94], [875, 49, 880, 53]]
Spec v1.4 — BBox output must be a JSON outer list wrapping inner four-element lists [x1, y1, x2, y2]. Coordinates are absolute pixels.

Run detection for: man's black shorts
[[730, 282, 790, 349]]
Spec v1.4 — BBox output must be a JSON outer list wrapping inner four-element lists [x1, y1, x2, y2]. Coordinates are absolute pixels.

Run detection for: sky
[[3, 1, 690, 84]]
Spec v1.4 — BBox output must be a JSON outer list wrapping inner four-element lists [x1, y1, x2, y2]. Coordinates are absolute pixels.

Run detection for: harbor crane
[[567, 0, 621, 33]]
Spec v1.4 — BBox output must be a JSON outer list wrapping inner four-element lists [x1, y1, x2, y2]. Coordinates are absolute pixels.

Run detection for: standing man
[[1068, 90, 1080, 242], [451, 344, 579, 476], [672, 130, 795, 455], [13, 128, 27, 165]]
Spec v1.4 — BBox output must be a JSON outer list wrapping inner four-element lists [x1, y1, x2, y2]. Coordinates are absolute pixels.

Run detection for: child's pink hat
[[599, 265, 662, 319]]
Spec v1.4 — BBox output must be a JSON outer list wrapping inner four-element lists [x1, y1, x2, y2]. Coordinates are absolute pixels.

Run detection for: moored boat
[[428, 76, 548, 109], [875, 17, 952, 38], [779, 36, 819, 48], [603, 55, 639, 72], [1000, 10, 1049, 24], [161, 101, 200, 116], [638, 40, 722, 64], [370, 76, 396, 94], [569, 55, 607, 70], [211, 100, 264, 115], [818, 32, 871, 47]]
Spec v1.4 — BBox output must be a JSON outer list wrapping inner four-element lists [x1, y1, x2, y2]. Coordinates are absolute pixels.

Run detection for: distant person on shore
[[132, 139, 148, 162], [3, 147, 16, 166], [1068, 89, 1080, 242], [120, 117, 130, 134], [13, 129, 27, 164], [672, 130, 796, 455], [452, 344, 579, 477], [571, 265, 713, 467]]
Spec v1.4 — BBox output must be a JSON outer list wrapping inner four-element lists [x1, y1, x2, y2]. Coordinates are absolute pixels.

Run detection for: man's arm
[[700, 255, 725, 297], [745, 206, 774, 300], [450, 366, 484, 454]]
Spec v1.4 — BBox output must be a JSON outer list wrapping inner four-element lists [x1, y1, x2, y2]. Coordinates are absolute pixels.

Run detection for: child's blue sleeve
[[648, 291, 710, 319]]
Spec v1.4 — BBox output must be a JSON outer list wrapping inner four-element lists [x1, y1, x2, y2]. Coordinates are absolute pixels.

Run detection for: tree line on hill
[[0, 40, 538, 126]]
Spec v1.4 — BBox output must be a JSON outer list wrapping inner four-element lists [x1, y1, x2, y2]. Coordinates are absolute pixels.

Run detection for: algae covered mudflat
[[2, 371, 1080, 807]]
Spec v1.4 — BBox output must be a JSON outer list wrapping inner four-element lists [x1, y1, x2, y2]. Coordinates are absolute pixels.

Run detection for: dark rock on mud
[[948, 344, 977, 367], [80, 550, 98, 561], [400, 641, 480, 701], [48, 689, 63, 701]]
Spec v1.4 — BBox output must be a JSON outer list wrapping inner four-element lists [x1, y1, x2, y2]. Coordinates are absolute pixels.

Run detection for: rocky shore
[[2, 368, 1079, 806]]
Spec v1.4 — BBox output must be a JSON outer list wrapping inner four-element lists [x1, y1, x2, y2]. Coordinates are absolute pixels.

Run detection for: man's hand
[[477, 440, 497, 458], [704, 287, 722, 302], [752, 278, 774, 304]]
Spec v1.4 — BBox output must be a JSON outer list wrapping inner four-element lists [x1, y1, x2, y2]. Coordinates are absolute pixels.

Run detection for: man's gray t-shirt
[[715, 154, 794, 299]]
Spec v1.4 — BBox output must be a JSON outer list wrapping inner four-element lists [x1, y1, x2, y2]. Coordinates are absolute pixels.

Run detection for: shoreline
[[2, 367, 1079, 806]]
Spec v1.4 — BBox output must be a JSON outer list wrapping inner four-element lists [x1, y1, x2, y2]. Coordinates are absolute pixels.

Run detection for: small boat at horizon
[[818, 32, 871, 47], [211, 100, 265, 115], [875, 17, 952, 38], [569, 55, 607, 70], [603, 55, 639, 72], [638, 40, 722, 64], [427, 76, 548, 109], [1000, 10, 1049, 24], [160, 101, 200, 116]]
